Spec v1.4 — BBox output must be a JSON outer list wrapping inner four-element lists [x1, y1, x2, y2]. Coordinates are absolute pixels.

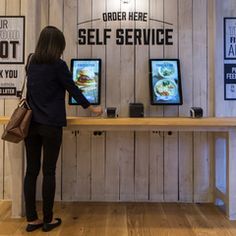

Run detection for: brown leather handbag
[[1, 99, 32, 143], [1, 55, 33, 143]]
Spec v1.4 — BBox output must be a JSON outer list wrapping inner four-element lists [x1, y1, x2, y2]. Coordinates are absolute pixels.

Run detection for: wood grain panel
[[118, 0, 135, 201], [39, 0, 49, 32], [178, 0, 193, 202], [4, 0, 22, 201], [208, 0, 215, 204], [208, 0, 215, 117], [119, 132, 135, 201], [0, 0, 6, 200], [164, 131, 179, 201], [91, 133, 105, 200], [62, 0, 77, 201], [149, 132, 164, 201], [135, 0, 150, 201], [49, 0, 63, 27], [163, 0, 179, 117], [120, 0, 135, 117], [215, 0, 225, 117], [149, 0, 164, 202], [62, 130, 77, 200], [77, 131, 92, 200], [193, 0, 211, 202], [163, 0, 179, 202], [105, 0, 121, 201], [105, 132, 120, 200]]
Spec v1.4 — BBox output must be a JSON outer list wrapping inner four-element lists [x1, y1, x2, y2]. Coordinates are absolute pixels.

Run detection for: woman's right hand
[[88, 105, 103, 116]]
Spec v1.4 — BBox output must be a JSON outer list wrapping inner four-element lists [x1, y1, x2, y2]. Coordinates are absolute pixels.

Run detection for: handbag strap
[[19, 53, 33, 99], [18, 98, 31, 109]]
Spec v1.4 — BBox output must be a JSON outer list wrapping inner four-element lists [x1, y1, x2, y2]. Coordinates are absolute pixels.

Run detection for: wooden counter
[[66, 117, 236, 131], [66, 117, 236, 127], [1, 116, 236, 220], [1, 116, 236, 130]]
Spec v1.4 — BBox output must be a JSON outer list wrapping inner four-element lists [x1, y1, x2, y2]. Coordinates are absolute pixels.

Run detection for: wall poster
[[0, 16, 25, 98], [224, 17, 236, 100], [224, 63, 236, 99]]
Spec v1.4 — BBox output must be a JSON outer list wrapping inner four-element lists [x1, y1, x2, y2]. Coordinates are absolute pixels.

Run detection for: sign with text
[[224, 63, 236, 100], [224, 18, 236, 59], [77, 12, 173, 46], [0, 16, 25, 98]]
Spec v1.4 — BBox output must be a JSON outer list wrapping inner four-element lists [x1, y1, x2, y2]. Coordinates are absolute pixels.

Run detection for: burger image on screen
[[76, 67, 96, 86]]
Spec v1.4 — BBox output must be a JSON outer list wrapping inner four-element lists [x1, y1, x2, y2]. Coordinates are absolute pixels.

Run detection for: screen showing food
[[149, 59, 183, 105], [69, 59, 101, 105]]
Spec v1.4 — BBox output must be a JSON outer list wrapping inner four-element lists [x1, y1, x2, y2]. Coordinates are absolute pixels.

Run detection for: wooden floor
[[0, 201, 236, 235]]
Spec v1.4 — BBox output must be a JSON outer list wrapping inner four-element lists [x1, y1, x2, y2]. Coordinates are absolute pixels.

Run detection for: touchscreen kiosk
[[149, 59, 183, 105], [69, 59, 101, 105]]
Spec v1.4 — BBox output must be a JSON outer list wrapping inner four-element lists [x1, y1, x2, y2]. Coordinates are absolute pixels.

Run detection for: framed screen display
[[69, 59, 101, 105], [149, 59, 183, 105]]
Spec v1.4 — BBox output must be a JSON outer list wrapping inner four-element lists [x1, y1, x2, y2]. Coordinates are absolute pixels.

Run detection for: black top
[[26, 58, 90, 127]]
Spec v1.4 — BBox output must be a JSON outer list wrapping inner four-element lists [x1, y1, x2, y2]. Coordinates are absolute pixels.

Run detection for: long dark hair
[[33, 26, 66, 64]]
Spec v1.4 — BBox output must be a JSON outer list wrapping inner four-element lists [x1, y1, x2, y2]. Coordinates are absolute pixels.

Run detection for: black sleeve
[[56, 60, 91, 109], [25, 53, 34, 74]]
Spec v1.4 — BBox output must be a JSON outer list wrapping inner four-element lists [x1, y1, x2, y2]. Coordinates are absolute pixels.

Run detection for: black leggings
[[24, 122, 62, 223]]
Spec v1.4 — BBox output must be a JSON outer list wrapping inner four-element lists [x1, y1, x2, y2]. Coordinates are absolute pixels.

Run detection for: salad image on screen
[[69, 59, 101, 105], [149, 59, 183, 105]]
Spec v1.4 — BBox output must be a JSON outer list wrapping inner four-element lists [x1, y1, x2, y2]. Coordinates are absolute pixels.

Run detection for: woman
[[24, 26, 102, 232]]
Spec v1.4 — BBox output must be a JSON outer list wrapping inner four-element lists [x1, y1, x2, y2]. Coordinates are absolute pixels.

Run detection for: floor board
[[0, 201, 235, 236]]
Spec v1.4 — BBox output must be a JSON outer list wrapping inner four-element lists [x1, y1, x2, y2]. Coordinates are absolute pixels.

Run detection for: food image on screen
[[76, 67, 96, 86], [70, 59, 101, 105], [158, 63, 175, 78], [149, 59, 183, 105], [154, 79, 177, 100]]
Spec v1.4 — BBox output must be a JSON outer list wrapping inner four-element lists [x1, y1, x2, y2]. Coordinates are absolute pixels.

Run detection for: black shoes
[[42, 218, 62, 232], [26, 223, 43, 232], [25, 218, 62, 232]]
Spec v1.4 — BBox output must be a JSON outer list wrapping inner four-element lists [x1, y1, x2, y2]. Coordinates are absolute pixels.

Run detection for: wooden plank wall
[[0, 0, 26, 203], [0, 0, 6, 200], [178, 0, 193, 202], [193, 0, 211, 202], [149, 0, 164, 202], [0, 0, 214, 203], [0, 0, 38, 216]]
